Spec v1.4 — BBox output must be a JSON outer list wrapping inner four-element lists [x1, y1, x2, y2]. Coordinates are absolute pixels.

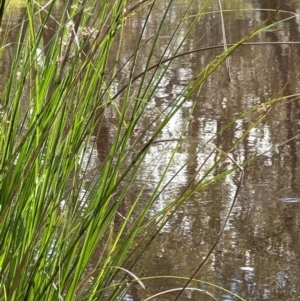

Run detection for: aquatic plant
[[0, 0, 294, 300]]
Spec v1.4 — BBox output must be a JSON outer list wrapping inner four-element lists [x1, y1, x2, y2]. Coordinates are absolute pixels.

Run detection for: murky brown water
[[1, 1, 300, 300]]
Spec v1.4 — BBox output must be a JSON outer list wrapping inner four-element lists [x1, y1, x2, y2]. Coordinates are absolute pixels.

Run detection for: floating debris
[[279, 198, 300, 203]]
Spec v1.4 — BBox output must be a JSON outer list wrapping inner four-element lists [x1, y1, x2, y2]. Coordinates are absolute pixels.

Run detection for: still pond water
[[1, 1, 300, 300]]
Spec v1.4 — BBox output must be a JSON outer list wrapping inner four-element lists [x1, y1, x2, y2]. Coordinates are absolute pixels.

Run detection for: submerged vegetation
[[0, 0, 297, 300]]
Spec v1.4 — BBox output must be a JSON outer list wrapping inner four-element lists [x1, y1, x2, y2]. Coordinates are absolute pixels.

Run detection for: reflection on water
[[1, 0, 300, 300], [127, 1, 300, 300]]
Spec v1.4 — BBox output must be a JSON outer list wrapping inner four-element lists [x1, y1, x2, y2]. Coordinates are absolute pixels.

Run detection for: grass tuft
[[0, 0, 295, 300]]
